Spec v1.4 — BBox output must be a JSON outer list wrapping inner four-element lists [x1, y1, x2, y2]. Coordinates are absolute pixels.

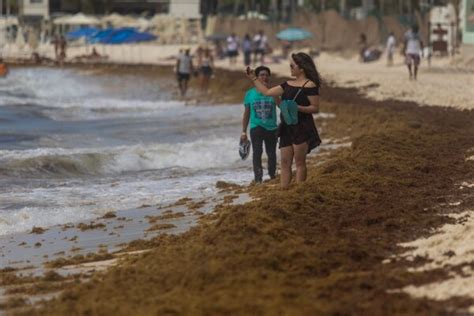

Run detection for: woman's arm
[[246, 68, 284, 97], [298, 95, 319, 114], [254, 81, 284, 97]]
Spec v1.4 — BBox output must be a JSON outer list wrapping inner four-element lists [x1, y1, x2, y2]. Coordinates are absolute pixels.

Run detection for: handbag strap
[[292, 80, 310, 101]]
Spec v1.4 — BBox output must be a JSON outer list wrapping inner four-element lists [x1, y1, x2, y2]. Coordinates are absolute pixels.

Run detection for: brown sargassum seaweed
[[10, 69, 474, 315]]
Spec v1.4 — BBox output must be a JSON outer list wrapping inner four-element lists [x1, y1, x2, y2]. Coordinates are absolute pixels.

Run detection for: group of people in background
[[175, 46, 214, 97], [226, 30, 269, 66], [358, 24, 425, 81], [389, 24, 426, 80]]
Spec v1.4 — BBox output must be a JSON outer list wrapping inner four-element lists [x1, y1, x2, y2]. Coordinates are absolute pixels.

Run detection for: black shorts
[[177, 72, 190, 82], [227, 50, 238, 57], [201, 66, 213, 77], [254, 48, 265, 55], [278, 115, 321, 153]]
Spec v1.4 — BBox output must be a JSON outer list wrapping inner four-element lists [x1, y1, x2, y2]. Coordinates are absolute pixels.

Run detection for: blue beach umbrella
[[89, 28, 115, 44], [90, 28, 157, 44], [66, 27, 99, 41], [276, 27, 313, 42]]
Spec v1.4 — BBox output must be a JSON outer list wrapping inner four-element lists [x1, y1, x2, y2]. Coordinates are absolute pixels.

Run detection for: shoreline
[[1, 62, 474, 315], [7, 44, 474, 110]]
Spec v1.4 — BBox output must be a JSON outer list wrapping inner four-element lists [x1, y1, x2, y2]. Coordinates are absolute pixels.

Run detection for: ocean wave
[[0, 137, 240, 177], [0, 67, 181, 120]]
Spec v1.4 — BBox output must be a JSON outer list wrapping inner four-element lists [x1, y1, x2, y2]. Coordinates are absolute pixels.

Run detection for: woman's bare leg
[[280, 146, 294, 189], [293, 142, 308, 183]]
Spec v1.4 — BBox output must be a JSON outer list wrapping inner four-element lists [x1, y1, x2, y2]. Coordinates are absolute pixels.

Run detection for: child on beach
[[241, 66, 279, 183], [246, 52, 321, 189]]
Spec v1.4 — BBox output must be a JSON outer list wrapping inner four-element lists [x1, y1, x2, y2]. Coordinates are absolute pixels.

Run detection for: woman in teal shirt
[[241, 66, 279, 183]]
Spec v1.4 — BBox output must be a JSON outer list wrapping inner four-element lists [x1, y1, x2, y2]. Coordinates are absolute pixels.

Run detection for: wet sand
[[1, 65, 474, 315]]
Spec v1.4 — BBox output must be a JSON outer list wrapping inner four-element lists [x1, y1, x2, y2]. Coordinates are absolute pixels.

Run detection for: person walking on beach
[[253, 30, 268, 65], [176, 49, 194, 97], [403, 24, 424, 80], [58, 35, 67, 66], [52, 35, 60, 60], [241, 66, 279, 183], [242, 34, 253, 67], [0, 58, 9, 77], [226, 33, 239, 66], [199, 48, 214, 94], [386, 32, 396, 66], [246, 52, 321, 189], [358, 33, 368, 62]]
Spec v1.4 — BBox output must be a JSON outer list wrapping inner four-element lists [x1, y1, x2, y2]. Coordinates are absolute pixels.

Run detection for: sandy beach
[[1, 46, 474, 315], [5, 42, 474, 110]]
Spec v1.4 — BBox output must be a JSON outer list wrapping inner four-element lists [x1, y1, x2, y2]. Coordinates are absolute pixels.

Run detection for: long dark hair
[[291, 52, 321, 88]]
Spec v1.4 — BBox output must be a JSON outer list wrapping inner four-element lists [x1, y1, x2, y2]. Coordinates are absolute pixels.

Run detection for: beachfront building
[[461, 0, 474, 44], [19, 0, 50, 21], [429, 3, 458, 55], [169, 0, 200, 18], [46, 0, 200, 16]]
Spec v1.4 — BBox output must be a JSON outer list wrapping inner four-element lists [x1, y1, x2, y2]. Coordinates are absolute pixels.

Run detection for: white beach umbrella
[[54, 13, 101, 26]]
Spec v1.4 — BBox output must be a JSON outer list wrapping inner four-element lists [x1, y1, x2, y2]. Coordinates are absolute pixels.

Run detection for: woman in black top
[[246, 52, 321, 189]]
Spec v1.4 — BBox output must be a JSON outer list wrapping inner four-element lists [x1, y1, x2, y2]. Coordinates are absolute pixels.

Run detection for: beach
[[5, 42, 474, 110], [1, 49, 473, 315]]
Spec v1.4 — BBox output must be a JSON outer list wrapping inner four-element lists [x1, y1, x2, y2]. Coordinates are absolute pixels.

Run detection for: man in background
[[386, 32, 396, 66], [253, 30, 268, 65], [403, 25, 424, 80], [176, 49, 194, 97]]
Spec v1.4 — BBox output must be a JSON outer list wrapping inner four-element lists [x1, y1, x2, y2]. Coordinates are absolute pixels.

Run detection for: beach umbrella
[[66, 27, 99, 41], [276, 27, 313, 42], [89, 28, 115, 44], [91, 28, 157, 44], [54, 13, 101, 26]]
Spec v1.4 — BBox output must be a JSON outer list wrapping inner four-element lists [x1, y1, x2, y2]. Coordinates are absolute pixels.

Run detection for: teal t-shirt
[[244, 88, 278, 131]]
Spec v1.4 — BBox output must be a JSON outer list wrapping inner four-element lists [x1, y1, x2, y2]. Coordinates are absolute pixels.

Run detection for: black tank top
[[280, 81, 319, 106]]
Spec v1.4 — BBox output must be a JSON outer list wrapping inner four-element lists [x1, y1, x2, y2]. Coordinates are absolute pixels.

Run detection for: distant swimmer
[[403, 24, 424, 80], [246, 52, 321, 189], [0, 58, 9, 77], [241, 66, 279, 183]]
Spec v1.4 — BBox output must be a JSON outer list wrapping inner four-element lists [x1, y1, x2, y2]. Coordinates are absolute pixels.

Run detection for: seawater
[[0, 67, 252, 236]]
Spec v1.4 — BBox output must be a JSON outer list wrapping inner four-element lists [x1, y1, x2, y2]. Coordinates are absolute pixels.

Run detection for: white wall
[[21, 0, 49, 18], [169, 0, 200, 18]]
